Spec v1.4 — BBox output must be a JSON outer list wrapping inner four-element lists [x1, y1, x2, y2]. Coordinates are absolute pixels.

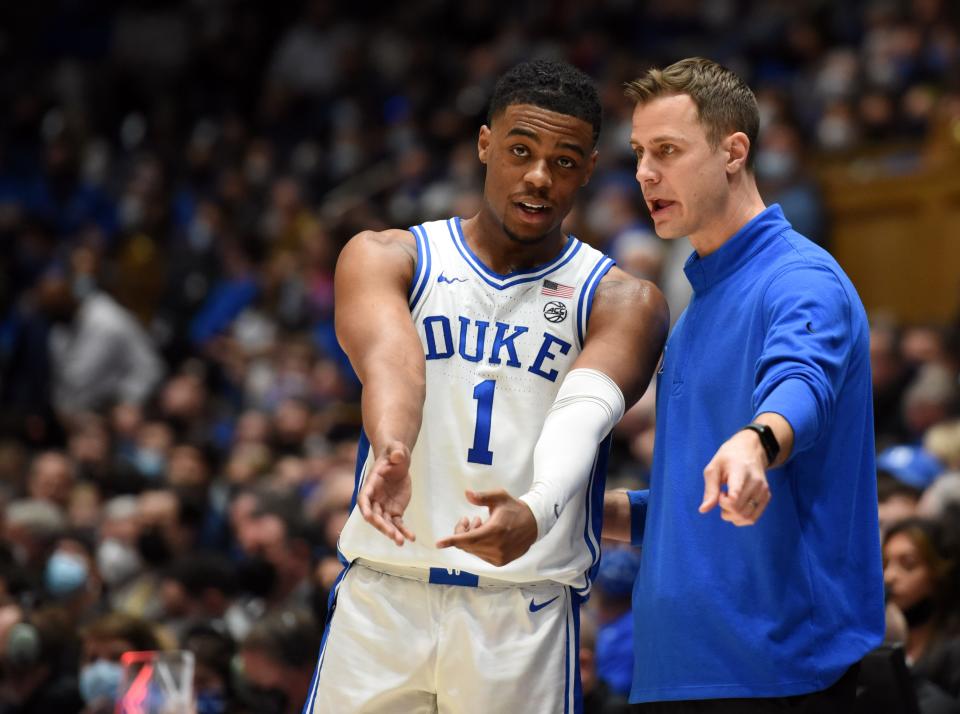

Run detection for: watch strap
[[741, 422, 780, 466]]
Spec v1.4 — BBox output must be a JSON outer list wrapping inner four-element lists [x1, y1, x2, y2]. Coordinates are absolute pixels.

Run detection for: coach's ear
[[478, 125, 491, 165], [724, 131, 750, 175]]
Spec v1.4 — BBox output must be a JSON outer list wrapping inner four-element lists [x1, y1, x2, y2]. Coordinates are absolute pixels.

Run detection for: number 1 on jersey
[[467, 379, 495, 465]]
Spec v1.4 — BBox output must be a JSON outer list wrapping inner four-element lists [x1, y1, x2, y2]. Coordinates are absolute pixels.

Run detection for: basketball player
[[303, 60, 668, 713]]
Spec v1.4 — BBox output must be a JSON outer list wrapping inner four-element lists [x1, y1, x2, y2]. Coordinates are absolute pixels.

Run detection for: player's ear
[[724, 132, 750, 175], [582, 149, 599, 186], [478, 125, 491, 164]]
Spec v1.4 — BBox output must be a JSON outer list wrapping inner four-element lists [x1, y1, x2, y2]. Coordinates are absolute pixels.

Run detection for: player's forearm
[[360, 357, 426, 455], [519, 369, 625, 538]]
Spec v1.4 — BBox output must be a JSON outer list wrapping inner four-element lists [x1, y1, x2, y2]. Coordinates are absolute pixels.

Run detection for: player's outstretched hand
[[358, 442, 416, 546], [436, 489, 538, 566], [698, 429, 772, 526]]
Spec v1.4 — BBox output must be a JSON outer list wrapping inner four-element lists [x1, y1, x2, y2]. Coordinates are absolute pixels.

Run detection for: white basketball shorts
[[302, 561, 582, 713]]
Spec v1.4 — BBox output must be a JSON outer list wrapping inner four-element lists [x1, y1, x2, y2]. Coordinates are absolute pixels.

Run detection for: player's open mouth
[[516, 201, 550, 214]]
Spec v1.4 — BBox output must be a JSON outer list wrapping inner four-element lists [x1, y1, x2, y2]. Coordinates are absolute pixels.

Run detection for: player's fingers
[[465, 489, 508, 508], [699, 463, 722, 513], [369, 502, 403, 545], [357, 489, 373, 520], [436, 521, 494, 549], [393, 515, 416, 542], [453, 517, 470, 535], [472, 516, 483, 529]]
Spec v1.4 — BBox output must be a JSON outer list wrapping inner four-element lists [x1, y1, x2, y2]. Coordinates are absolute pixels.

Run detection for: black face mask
[[136, 527, 172, 566], [236, 555, 278, 598], [238, 683, 287, 714], [903, 597, 937, 628]]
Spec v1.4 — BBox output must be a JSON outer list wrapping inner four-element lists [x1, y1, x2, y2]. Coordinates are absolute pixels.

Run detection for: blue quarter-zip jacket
[[627, 204, 884, 702]]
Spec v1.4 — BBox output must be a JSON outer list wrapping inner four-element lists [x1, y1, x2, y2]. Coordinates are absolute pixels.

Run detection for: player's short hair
[[488, 60, 602, 146], [625, 57, 759, 168]]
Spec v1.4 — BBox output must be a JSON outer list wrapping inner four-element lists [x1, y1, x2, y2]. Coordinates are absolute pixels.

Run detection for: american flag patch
[[541, 279, 575, 299]]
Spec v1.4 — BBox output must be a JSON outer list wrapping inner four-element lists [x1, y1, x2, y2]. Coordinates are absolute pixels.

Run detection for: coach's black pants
[[635, 663, 860, 714]]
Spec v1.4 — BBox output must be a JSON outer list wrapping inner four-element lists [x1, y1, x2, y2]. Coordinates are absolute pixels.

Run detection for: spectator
[[34, 272, 164, 422], [883, 518, 960, 700], [236, 609, 322, 714], [877, 469, 922, 535], [0, 606, 84, 713], [78, 612, 164, 714], [580, 616, 633, 714], [26, 451, 75, 510]]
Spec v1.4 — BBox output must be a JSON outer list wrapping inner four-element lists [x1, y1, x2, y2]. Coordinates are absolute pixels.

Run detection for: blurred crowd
[[0, 0, 959, 712]]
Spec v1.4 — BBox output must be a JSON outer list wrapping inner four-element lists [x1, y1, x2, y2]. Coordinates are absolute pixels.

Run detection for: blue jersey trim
[[409, 224, 432, 310], [338, 429, 371, 568], [447, 217, 584, 290], [573, 434, 612, 598], [408, 225, 423, 300], [564, 601, 571, 714], [349, 428, 371, 513], [302, 561, 353, 714], [428, 568, 480, 586], [576, 256, 614, 348], [571, 594, 583, 714]]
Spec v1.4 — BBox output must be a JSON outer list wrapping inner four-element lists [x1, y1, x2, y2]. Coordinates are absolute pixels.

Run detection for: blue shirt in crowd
[[627, 204, 884, 702]]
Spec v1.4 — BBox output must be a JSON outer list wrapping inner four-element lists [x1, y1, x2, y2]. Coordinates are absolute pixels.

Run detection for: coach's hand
[[358, 442, 416, 546], [698, 429, 772, 526], [436, 489, 538, 566]]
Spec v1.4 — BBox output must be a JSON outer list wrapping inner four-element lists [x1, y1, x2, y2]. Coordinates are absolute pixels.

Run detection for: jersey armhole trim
[[408, 224, 432, 309], [575, 256, 615, 348]]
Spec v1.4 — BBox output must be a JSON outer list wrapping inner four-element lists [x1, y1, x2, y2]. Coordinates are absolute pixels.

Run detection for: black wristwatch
[[740, 422, 780, 466]]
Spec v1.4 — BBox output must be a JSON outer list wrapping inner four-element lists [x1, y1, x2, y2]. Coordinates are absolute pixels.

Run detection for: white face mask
[[96, 538, 142, 587]]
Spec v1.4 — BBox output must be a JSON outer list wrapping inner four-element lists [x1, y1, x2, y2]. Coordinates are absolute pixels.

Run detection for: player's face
[[478, 103, 596, 244], [883, 531, 935, 612], [629, 94, 732, 243]]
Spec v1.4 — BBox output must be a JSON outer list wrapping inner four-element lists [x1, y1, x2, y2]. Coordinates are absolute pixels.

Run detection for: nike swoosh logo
[[528, 596, 559, 613], [437, 274, 468, 284]]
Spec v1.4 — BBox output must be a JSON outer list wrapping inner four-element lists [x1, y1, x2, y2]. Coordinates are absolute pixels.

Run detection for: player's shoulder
[[336, 228, 420, 288], [594, 265, 668, 318], [341, 228, 418, 266], [349, 227, 418, 253]]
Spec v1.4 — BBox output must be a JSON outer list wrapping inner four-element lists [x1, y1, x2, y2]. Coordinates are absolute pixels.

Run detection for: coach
[[603, 57, 885, 713]]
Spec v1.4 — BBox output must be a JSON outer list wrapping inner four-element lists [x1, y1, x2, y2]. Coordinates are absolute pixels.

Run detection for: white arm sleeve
[[518, 368, 625, 540]]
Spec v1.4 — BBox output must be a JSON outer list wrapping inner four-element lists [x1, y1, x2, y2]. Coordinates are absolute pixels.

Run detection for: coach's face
[[630, 94, 746, 248], [477, 103, 596, 244]]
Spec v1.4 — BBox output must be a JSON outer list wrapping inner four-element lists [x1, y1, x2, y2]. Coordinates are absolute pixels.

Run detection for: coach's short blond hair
[[625, 57, 759, 168]]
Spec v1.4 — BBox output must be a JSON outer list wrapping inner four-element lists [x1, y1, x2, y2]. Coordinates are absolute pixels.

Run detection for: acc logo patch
[[543, 301, 567, 323]]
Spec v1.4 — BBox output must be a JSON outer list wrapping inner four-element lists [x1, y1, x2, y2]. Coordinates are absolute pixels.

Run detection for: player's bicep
[[334, 230, 423, 379], [574, 268, 669, 405]]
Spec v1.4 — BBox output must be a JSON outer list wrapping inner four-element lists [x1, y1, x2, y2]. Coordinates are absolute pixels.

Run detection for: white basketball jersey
[[337, 217, 615, 596]]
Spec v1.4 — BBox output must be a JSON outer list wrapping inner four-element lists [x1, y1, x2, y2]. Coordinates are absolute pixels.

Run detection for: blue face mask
[[132, 448, 167, 479], [79, 659, 124, 704], [45, 551, 89, 597], [196, 690, 227, 714]]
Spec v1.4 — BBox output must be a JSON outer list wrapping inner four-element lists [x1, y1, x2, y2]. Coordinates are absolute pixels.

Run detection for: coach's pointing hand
[[436, 489, 538, 566], [358, 442, 417, 546]]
